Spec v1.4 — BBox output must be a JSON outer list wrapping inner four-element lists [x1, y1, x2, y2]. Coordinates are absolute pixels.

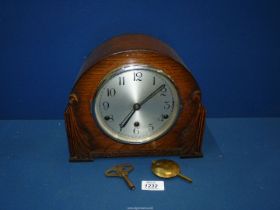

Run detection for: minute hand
[[119, 84, 166, 131], [139, 84, 166, 106], [119, 108, 136, 130]]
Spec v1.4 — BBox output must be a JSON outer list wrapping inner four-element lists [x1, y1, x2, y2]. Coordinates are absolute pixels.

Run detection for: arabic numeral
[[148, 123, 154, 130], [104, 115, 114, 121], [164, 101, 171, 110], [102, 101, 109, 110], [119, 77, 125, 85], [160, 86, 167, 96], [159, 114, 169, 121], [133, 127, 140, 134], [145, 183, 158, 189], [107, 88, 116, 97], [133, 72, 143, 81]]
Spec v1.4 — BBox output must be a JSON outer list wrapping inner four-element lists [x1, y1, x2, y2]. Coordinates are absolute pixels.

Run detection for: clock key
[[105, 163, 136, 190]]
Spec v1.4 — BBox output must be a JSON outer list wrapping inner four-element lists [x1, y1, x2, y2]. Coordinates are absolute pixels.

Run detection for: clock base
[[65, 92, 206, 162]]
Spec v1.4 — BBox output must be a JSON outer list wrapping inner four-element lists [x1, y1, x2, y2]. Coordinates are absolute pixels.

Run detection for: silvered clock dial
[[93, 65, 180, 144]]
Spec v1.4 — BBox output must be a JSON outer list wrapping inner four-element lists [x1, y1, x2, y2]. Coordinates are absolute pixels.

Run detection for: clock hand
[[119, 103, 141, 130], [119, 84, 165, 131], [139, 84, 165, 106]]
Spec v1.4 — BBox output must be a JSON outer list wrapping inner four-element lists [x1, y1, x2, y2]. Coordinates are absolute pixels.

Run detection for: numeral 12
[[134, 72, 143, 81]]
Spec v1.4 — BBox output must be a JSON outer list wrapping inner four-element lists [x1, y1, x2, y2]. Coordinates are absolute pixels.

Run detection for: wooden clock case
[[64, 34, 206, 161]]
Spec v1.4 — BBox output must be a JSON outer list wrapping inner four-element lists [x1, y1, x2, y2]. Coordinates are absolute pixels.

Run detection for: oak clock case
[[65, 34, 206, 161]]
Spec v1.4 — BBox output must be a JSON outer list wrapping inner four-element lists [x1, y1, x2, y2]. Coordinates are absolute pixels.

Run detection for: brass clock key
[[105, 164, 136, 190]]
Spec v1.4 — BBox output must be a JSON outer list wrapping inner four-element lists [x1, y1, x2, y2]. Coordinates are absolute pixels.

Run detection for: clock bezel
[[92, 64, 181, 144]]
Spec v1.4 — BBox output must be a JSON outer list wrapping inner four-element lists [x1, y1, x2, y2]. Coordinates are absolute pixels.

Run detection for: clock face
[[93, 65, 180, 144]]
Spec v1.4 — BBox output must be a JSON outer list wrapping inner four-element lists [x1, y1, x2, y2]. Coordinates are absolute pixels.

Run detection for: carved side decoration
[[180, 90, 206, 157], [64, 94, 93, 161]]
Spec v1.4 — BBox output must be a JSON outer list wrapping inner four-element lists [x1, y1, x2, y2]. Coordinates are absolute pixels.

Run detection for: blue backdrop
[[1, 0, 279, 119]]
